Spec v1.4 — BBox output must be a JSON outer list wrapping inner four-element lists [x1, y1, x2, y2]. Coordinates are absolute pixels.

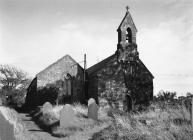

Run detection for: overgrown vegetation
[[28, 91, 193, 140], [0, 65, 31, 108], [1, 64, 193, 139], [92, 99, 193, 140], [30, 103, 111, 139]]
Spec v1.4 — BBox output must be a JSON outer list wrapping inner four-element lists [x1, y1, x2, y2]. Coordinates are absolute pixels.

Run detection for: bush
[[0, 89, 26, 108], [0, 64, 31, 108], [156, 90, 177, 102]]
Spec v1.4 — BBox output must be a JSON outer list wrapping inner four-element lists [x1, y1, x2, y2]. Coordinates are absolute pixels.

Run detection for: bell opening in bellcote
[[126, 27, 132, 44]]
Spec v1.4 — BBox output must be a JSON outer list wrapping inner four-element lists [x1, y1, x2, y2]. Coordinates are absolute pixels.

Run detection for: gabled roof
[[36, 54, 83, 77], [86, 54, 116, 76], [138, 59, 154, 79], [117, 11, 138, 32], [87, 53, 154, 79]]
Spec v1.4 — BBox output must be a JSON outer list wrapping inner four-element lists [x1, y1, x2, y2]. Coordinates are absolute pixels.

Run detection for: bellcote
[[116, 7, 139, 63], [117, 8, 137, 45]]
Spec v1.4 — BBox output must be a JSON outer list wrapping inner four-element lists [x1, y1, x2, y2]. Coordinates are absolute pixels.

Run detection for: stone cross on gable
[[126, 6, 129, 12]]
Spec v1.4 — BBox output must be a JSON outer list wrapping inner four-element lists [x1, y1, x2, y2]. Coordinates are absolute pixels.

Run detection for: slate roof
[[138, 59, 154, 78], [86, 54, 115, 76], [86, 53, 154, 78]]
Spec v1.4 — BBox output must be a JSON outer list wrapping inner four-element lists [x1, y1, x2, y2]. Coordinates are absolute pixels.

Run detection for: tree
[[157, 90, 177, 102], [186, 92, 193, 98], [0, 65, 31, 107]]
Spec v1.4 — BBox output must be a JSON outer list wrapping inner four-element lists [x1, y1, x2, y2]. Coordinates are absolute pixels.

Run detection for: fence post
[[192, 97, 193, 127]]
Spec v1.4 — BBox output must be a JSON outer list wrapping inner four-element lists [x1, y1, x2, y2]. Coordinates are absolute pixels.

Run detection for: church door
[[126, 94, 132, 111]]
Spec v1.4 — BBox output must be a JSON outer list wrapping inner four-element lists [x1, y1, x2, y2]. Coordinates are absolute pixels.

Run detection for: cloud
[[138, 13, 193, 94], [2, 21, 116, 76], [1, 0, 193, 95]]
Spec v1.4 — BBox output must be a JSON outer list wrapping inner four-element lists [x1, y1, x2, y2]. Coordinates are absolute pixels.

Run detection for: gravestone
[[0, 98, 2, 106], [42, 102, 52, 114], [0, 111, 15, 140], [99, 98, 108, 108], [88, 98, 98, 120], [60, 104, 75, 128], [191, 98, 193, 127]]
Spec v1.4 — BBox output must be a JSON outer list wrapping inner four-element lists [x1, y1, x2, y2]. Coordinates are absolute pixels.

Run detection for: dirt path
[[18, 113, 112, 140], [19, 113, 60, 140]]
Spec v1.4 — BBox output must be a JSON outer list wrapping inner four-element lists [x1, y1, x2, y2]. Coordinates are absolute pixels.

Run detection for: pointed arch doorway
[[63, 73, 72, 104], [126, 94, 133, 111]]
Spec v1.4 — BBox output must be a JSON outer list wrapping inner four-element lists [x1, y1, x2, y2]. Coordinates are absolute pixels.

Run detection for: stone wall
[[25, 55, 85, 110], [87, 54, 153, 109]]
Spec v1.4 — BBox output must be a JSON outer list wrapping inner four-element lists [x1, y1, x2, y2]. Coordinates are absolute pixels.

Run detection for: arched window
[[64, 73, 72, 96], [126, 27, 132, 43]]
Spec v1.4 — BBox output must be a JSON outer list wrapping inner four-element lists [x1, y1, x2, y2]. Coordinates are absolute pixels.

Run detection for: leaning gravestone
[[0, 111, 15, 140], [88, 98, 98, 120], [42, 102, 52, 114], [60, 104, 76, 128]]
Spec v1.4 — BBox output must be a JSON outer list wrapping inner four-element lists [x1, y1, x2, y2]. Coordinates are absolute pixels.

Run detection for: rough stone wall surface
[[88, 75, 98, 103], [37, 55, 79, 88], [119, 12, 137, 44], [25, 55, 85, 109], [71, 65, 85, 103], [88, 54, 153, 107]]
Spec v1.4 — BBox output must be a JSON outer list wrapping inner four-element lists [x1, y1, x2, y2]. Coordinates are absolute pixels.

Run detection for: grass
[[29, 100, 193, 140], [31, 103, 112, 139], [93, 101, 193, 140]]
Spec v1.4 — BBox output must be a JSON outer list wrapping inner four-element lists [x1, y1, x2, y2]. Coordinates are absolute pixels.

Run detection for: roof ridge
[[86, 54, 116, 75], [36, 54, 82, 76], [117, 11, 137, 32]]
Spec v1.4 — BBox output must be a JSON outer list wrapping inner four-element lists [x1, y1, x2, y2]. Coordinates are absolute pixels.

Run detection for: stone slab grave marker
[[60, 104, 76, 128], [191, 97, 193, 127], [0, 98, 2, 106], [42, 102, 52, 114], [88, 98, 98, 120], [0, 111, 15, 140]]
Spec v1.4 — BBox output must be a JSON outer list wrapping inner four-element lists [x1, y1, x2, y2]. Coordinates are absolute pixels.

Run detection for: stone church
[[25, 8, 154, 110]]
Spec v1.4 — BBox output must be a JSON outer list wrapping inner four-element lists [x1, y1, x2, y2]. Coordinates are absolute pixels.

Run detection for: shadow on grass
[[173, 118, 191, 125], [90, 125, 118, 140], [51, 126, 83, 138], [29, 129, 45, 132], [28, 107, 60, 136]]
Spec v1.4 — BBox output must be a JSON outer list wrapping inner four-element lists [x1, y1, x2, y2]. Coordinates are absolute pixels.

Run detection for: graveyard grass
[[31, 101, 193, 140], [92, 102, 193, 140], [31, 103, 111, 139]]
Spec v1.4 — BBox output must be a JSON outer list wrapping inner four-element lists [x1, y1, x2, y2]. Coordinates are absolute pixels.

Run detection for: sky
[[0, 0, 193, 96]]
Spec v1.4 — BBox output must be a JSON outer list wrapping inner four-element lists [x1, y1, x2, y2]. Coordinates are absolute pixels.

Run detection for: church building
[[86, 8, 154, 109], [25, 8, 154, 110]]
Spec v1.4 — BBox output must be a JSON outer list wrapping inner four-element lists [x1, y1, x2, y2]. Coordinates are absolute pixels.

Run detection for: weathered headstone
[[60, 104, 75, 128], [191, 98, 193, 127], [0, 111, 15, 140], [99, 98, 108, 108], [88, 98, 98, 120], [0, 98, 2, 106], [42, 102, 52, 114]]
